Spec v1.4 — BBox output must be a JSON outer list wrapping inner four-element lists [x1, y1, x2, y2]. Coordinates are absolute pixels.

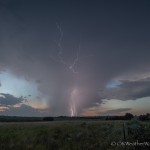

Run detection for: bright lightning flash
[[70, 88, 78, 117]]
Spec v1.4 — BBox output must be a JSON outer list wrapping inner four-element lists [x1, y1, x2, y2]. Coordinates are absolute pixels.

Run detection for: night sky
[[0, 0, 150, 116]]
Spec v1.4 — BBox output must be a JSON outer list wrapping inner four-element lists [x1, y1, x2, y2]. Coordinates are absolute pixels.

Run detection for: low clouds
[[0, 104, 47, 117], [100, 78, 150, 100], [102, 108, 132, 115], [0, 93, 47, 116], [0, 93, 25, 106]]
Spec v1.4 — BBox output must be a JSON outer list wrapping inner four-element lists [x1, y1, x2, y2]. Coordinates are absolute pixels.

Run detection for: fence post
[[123, 122, 126, 140], [123, 122, 127, 150]]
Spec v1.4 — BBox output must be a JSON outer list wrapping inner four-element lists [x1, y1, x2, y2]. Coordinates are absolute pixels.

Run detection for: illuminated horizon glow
[[81, 97, 150, 116]]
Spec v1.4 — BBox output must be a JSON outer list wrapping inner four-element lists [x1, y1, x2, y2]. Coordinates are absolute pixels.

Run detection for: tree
[[124, 113, 134, 120]]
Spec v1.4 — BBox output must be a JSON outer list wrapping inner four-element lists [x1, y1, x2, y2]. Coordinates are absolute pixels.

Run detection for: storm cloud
[[0, 0, 150, 116], [100, 78, 150, 100], [0, 93, 24, 106], [0, 104, 47, 117]]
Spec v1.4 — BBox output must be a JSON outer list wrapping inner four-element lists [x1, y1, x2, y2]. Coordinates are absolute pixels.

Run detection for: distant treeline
[[106, 113, 134, 120], [139, 113, 150, 121], [105, 113, 150, 121], [0, 116, 43, 122], [0, 113, 149, 122]]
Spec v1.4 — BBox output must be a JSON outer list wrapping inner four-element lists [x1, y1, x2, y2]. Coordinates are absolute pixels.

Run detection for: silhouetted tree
[[124, 113, 134, 120], [43, 117, 54, 121], [139, 113, 150, 121]]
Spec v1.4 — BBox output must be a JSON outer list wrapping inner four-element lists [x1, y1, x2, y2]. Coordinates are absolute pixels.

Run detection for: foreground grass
[[0, 121, 149, 150]]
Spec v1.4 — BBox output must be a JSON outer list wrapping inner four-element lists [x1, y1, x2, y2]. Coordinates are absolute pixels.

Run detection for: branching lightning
[[49, 23, 91, 116], [69, 43, 81, 74], [49, 23, 80, 75], [56, 23, 80, 116], [56, 23, 69, 67]]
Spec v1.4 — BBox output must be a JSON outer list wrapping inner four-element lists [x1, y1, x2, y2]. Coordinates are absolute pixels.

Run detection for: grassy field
[[0, 120, 149, 150]]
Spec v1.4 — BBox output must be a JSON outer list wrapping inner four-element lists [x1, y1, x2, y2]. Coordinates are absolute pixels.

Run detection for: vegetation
[[0, 113, 140, 122], [0, 120, 149, 150], [139, 113, 150, 121], [106, 113, 134, 121], [0, 116, 43, 122]]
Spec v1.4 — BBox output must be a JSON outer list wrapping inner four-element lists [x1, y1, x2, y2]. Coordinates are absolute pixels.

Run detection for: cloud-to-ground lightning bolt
[[70, 88, 78, 117], [49, 23, 92, 116], [55, 23, 80, 116], [56, 23, 82, 116]]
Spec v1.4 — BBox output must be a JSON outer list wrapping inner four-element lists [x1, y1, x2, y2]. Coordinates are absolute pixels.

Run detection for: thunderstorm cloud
[[0, 0, 150, 116]]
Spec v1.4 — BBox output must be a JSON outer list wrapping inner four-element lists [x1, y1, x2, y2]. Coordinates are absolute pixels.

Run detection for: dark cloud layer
[[0, 0, 150, 115], [0, 93, 24, 106], [101, 78, 150, 100], [0, 104, 46, 117]]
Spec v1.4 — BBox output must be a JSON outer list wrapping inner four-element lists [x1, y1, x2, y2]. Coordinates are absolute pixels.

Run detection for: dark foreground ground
[[0, 120, 149, 150]]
